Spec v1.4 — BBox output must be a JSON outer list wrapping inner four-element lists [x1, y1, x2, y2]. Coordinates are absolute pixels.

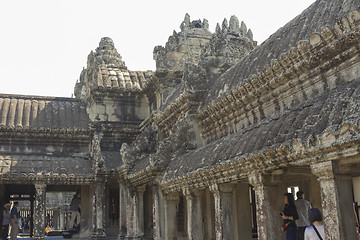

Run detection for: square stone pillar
[[134, 185, 146, 239], [118, 181, 127, 239], [248, 173, 282, 240], [52, 209, 59, 229], [92, 179, 107, 239], [311, 161, 358, 239], [80, 185, 93, 238], [34, 183, 46, 240], [204, 189, 215, 240], [152, 184, 165, 240], [126, 188, 135, 238], [235, 183, 252, 240], [59, 206, 65, 230], [164, 193, 180, 240], [183, 188, 204, 240], [209, 183, 235, 240]]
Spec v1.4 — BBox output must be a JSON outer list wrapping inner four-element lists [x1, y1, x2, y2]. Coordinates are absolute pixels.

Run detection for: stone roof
[[0, 94, 89, 129], [74, 37, 153, 98], [96, 68, 152, 90], [202, 0, 360, 108], [163, 80, 360, 181]]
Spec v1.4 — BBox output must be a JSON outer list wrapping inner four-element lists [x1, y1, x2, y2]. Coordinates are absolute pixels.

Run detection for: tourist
[[281, 193, 299, 240], [9, 202, 19, 240], [295, 191, 312, 240], [1, 203, 11, 240], [68, 191, 81, 230], [304, 208, 325, 240]]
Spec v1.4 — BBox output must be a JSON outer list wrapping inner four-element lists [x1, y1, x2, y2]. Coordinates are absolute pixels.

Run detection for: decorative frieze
[[161, 120, 359, 193], [197, 10, 360, 142]]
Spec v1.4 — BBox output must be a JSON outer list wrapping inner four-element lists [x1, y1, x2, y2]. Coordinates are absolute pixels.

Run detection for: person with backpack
[[304, 208, 325, 240]]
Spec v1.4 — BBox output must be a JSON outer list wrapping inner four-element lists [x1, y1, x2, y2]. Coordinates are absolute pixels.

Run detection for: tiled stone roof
[[0, 95, 89, 129], [74, 37, 153, 98], [96, 68, 152, 90], [202, 0, 360, 108], [163, 80, 360, 181]]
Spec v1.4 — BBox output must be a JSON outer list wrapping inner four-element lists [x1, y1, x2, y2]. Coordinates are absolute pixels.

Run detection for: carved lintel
[[137, 185, 146, 193], [35, 182, 47, 191], [164, 193, 180, 201], [182, 187, 201, 200], [248, 172, 279, 188], [310, 160, 337, 179], [311, 160, 353, 182], [209, 183, 234, 196]]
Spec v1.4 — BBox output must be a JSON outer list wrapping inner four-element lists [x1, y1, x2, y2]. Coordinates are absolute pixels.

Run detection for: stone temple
[[0, 0, 360, 239]]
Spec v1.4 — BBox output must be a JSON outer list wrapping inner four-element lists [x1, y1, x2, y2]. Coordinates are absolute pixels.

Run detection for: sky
[[0, 0, 315, 98]]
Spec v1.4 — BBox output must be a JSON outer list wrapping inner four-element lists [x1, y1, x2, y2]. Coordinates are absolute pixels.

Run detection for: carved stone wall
[[0, 1, 360, 240]]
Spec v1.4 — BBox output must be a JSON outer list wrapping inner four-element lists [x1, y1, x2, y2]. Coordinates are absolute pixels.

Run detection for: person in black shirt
[[281, 193, 299, 240]]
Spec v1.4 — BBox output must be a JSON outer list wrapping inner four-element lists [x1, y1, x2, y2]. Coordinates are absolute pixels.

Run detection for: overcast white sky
[[0, 0, 315, 98]]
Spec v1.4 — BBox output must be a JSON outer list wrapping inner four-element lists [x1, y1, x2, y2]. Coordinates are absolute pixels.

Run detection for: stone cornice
[[0, 174, 94, 185], [0, 127, 92, 143], [125, 165, 164, 187], [90, 88, 144, 103], [160, 120, 360, 193], [141, 71, 183, 96], [196, 10, 360, 142], [154, 91, 201, 135], [89, 122, 141, 134]]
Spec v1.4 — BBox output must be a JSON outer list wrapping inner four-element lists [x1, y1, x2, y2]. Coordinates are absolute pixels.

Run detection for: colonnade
[[27, 160, 359, 240]]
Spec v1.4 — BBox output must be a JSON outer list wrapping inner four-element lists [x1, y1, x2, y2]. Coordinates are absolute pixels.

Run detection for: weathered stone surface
[[74, 37, 152, 100], [163, 80, 360, 182], [0, 95, 89, 129], [1, 1, 360, 240], [153, 14, 213, 72], [34, 183, 46, 240]]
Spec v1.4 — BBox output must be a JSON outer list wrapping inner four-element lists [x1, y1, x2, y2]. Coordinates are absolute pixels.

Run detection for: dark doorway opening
[[5, 184, 35, 237]]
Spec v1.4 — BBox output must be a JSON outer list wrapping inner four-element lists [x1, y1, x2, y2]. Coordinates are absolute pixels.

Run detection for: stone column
[[34, 183, 46, 240], [164, 193, 180, 240], [92, 179, 107, 239], [59, 206, 65, 230], [183, 188, 204, 240], [152, 184, 165, 240], [126, 188, 135, 238], [209, 183, 234, 240], [53, 209, 59, 229], [81, 185, 93, 239], [311, 161, 358, 240], [134, 185, 145, 239], [235, 183, 252, 240], [118, 181, 127, 239], [248, 173, 282, 240]]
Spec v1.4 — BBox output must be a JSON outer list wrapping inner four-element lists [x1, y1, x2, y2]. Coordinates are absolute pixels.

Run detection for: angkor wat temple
[[0, 0, 360, 239]]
